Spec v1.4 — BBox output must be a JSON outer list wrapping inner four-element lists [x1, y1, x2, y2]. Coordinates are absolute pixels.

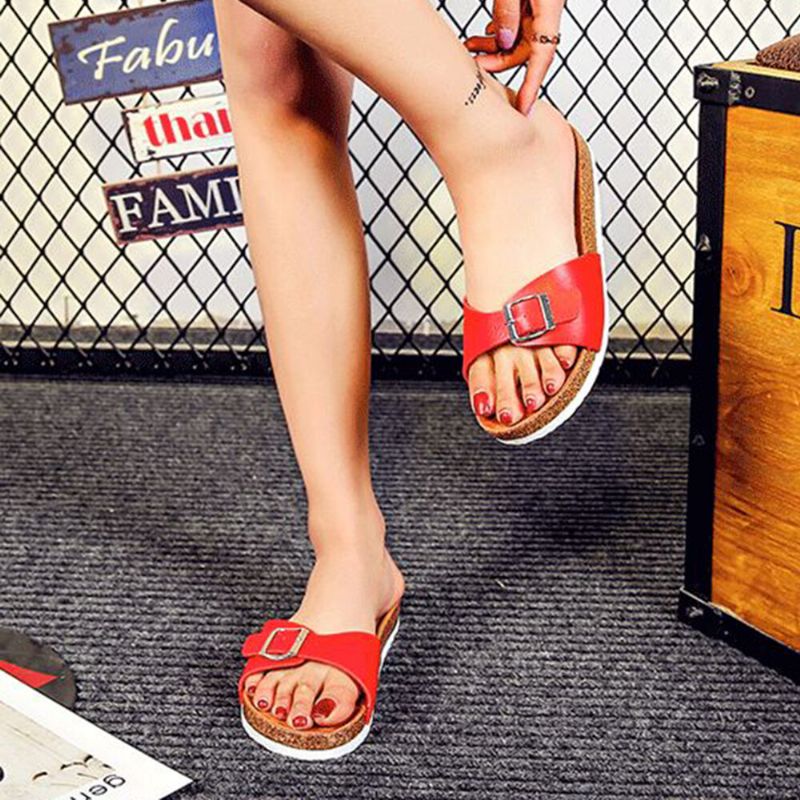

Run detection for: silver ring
[[533, 32, 561, 46]]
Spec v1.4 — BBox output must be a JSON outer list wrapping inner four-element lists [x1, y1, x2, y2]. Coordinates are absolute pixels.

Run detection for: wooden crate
[[680, 59, 799, 682]]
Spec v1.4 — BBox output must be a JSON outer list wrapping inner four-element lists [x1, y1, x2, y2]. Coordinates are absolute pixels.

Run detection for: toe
[[536, 347, 567, 397], [514, 349, 546, 414], [288, 666, 325, 729], [493, 348, 525, 425], [252, 670, 282, 714], [271, 678, 294, 723], [244, 672, 261, 698], [468, 354, 495, 418], [312, 673, 360, 727], [553, 345, 578, 371]]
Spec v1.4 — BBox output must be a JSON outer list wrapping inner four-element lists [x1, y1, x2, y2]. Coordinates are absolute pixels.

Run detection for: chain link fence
[[1, 1, 798, 380]]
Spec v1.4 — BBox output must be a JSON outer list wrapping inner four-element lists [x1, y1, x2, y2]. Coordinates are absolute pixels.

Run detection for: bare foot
[[455, 78, 580, 425], [244, 511, 404, 730]]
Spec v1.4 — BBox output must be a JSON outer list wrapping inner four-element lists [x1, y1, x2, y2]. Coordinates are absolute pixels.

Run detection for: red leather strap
[[462, 253, 605, 380], [238, 620, 382, 721]]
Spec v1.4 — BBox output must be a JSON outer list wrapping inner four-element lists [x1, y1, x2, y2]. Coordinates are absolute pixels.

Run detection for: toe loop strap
[[238, 620, 382, 720], [461, 252, 605, 381]]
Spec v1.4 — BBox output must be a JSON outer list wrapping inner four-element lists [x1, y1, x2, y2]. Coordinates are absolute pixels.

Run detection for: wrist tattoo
[[464, 63, 487, 106]]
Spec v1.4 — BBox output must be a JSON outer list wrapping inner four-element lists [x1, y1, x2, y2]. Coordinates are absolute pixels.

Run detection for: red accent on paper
[[0, 660, 58, 689]]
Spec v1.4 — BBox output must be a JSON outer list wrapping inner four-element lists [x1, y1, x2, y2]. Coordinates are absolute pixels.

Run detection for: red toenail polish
[[274, 706, 287, 720], [246, 686, 256, 696], [525, 397, 538, 413], [499, 410, 512, 425], [473, 391, 490, 417], [546, 381, 556, 395], [560, 359, 571, 369], [256, 699, 268, 710], [292, 715, 309, 728], [312, 698, 336, 719]]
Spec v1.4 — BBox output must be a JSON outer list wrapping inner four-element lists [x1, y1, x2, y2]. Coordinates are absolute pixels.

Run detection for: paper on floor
[[0, 670, 191, 800]]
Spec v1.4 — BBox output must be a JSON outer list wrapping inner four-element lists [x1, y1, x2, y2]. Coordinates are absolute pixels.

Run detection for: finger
[[493, 0, 523, 50], [464, 19, 498, 52], [474, 46, 529, 73], [530, 0, 564, 40], [517, 48, 554, 114], [464, 35, 499, 54], [516, 0, 563, 112]]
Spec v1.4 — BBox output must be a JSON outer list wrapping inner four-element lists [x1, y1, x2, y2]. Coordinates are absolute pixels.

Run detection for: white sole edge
[[499, 134, 609, 446], [240, 617, 400, 762]]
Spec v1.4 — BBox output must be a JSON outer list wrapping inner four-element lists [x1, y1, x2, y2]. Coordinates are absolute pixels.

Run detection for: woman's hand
[[465, 0, 566, 115]]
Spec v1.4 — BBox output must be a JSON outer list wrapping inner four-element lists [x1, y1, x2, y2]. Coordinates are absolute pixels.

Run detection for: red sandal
[[238, 602, 401, 760], [462, 125, 608, 444]]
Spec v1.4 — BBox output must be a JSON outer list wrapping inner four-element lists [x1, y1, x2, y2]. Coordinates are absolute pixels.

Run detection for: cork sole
[[475, 125, 608, 444], [240, 601, 401, 761]]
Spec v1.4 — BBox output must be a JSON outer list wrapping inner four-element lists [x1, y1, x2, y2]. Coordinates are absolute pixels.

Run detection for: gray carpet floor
[[0, 377, 797, 800]]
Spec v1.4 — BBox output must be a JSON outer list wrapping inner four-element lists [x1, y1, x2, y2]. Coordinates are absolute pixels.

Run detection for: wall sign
[[103, 164, 242, 244], [49, 0, 221, 105], [123, 94, 233, 163]]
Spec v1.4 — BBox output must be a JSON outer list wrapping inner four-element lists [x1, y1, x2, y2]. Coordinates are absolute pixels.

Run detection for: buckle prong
[[259, 627, 308, 661], [504, 293, 555, 344]]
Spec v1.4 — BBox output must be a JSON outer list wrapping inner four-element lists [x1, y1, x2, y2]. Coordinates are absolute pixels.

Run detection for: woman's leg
[[235, 0, 583, 424], [214, 0, 404, 730]]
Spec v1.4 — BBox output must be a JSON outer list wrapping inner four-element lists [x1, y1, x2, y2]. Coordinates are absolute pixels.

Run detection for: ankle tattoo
[[464, 62, 487, 106]]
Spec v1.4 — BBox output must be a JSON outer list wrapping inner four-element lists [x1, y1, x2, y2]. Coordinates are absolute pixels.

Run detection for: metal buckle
[[503, 293, 555, 344], [259, 627, 309, 661]]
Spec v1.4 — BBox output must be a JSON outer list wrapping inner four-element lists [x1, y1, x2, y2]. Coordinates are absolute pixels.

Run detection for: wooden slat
[[713, 58, 800, 82], [713, 105, 800, 650]]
